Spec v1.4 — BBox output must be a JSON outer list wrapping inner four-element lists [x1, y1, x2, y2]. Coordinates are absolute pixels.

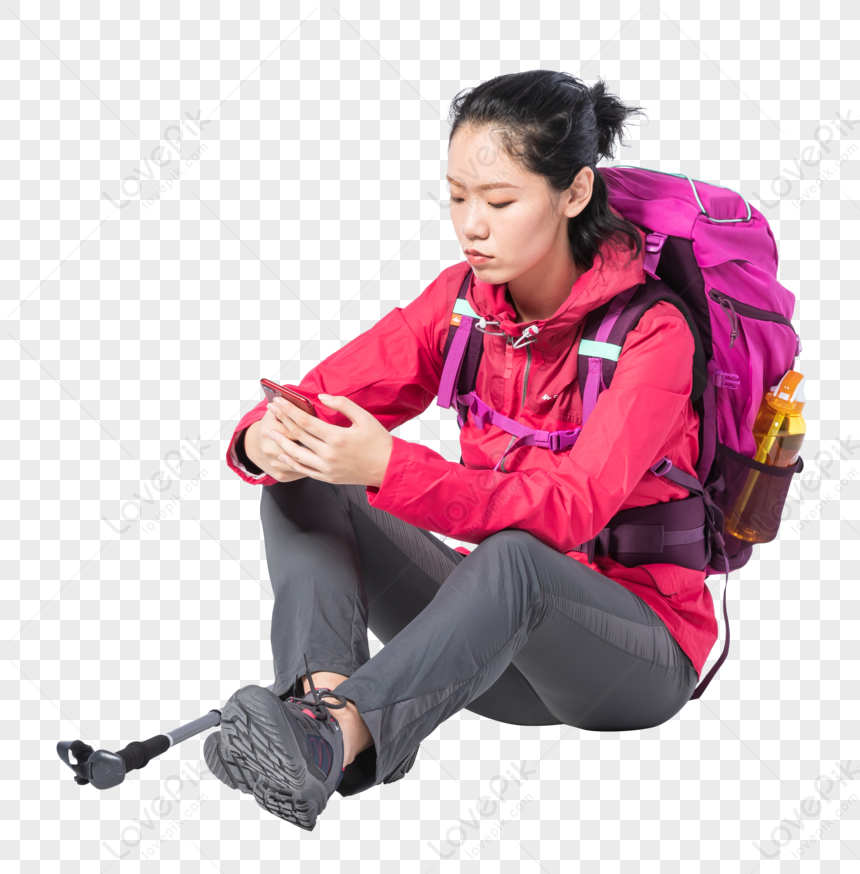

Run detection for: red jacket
[[227, 229, 719, 678]]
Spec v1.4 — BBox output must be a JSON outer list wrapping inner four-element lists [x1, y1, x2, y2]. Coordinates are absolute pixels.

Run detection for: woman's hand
[[265, 394, 394, 489], [243, 410, 309, 483]]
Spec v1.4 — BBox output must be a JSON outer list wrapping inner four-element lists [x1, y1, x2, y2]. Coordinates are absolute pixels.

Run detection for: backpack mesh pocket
[[710, 441, 804, 550]]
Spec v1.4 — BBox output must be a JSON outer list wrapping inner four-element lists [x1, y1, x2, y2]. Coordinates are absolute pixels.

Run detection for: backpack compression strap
[[649, 460, 731, 700]]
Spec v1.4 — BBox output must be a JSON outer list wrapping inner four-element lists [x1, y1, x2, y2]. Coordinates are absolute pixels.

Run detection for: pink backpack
[[438, 165, 805, 699]]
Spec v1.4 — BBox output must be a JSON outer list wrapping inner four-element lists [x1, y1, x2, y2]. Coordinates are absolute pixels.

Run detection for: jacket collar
[[466, 216, 647, 353]]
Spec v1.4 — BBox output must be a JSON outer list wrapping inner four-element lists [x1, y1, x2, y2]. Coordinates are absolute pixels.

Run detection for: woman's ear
[[563, 166, 594, 219]]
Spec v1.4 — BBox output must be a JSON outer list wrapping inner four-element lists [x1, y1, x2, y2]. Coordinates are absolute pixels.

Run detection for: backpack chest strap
[[455, 390, 582, 471]]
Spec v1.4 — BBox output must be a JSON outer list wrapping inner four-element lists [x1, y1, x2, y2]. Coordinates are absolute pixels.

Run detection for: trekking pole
[[57, 683, 276, 791]]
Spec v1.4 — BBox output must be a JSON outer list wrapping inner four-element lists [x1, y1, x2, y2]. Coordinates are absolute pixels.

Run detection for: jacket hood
[[466, 214, 647, 354]]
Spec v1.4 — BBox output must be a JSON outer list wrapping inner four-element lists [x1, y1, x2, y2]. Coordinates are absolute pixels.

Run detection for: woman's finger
[[271, 401, 332, 455], [266, 404, 302, 441], [276, 451, 326, 482], [274, 398, 339, 446], [267, 428, 325, 472]]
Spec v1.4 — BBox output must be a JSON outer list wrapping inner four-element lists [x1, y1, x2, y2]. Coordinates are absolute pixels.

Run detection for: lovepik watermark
[[427, 759, 537, 860], [753, 759, 860, 860], [101, 435, 213, 536], [750, 109, 859, 212], [102, 111, 211, 212], [102, 759, 209, 860]]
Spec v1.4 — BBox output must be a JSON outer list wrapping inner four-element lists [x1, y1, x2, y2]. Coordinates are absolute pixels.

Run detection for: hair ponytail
[[588, 77, 639, 164], [448, 71, 648, 272]]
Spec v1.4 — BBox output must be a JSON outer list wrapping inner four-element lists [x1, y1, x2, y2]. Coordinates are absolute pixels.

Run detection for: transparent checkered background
[[1, 1, 857, 871]]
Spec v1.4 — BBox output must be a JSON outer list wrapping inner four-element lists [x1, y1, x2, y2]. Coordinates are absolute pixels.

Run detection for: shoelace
[[285, 652, 349, 728]]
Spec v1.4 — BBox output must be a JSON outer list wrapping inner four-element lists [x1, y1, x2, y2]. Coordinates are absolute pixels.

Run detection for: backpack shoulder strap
[[578, 275, 708, 425], [441, 267, 477, 362], [438, 268, 484, 460]]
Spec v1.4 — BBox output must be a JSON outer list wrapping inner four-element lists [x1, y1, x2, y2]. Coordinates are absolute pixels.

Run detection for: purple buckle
[[462, 394, 491, 429], [713, 369, 740, 389], [534, 429, 581, 452], [643, 233, 667, 281], [534, 430, 559, 452], [707, 359, 739, 389], [645, 233, 667, 254], [555, 429, 581, 451], [650, 457, 673, 477], [532, 430, 553, 450]]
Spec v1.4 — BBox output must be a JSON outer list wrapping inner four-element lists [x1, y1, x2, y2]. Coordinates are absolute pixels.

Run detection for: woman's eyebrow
[[446, 175, 520, 191]]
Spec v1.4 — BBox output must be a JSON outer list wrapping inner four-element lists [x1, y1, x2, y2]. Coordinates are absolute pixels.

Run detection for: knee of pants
[[475, 528, 540, 556], [264, 476, 340, 501], [466, 529, 544, 595]]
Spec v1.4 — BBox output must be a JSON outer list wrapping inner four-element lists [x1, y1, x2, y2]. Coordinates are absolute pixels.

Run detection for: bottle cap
[[766, 370, 805, 413]]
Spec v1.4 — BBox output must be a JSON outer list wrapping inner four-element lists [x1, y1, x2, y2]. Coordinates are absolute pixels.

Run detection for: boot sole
[[218, 685, 331, 830], [203, 730, 259, 795]]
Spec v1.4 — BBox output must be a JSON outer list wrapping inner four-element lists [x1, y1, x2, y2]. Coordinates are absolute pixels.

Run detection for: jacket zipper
[[708, 288, 798, 349], [500, 342, 532, 473]]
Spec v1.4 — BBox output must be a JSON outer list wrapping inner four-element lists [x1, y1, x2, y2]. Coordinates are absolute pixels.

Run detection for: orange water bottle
[[725, 369, 806, 542]]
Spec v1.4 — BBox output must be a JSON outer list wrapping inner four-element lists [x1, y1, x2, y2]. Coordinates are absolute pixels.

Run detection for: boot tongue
[[296, 688, 341, 781]]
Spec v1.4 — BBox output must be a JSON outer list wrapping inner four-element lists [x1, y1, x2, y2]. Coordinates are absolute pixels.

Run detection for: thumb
[[318, 393, 364, 425]]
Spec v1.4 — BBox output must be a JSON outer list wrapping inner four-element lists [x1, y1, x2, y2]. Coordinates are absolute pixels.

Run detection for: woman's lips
[[466, 252, 493, 265]]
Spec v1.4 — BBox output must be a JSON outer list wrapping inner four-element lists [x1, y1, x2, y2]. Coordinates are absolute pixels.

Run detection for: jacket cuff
[[234, 427, 265, 476], [226, 420, 278, 486], [365, 435, 410, 510]]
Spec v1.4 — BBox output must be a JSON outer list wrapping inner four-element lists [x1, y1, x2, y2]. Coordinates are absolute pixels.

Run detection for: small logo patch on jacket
[[540, 393, 558, 401]]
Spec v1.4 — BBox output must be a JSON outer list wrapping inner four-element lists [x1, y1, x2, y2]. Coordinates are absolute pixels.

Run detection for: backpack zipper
[[500, 341, 532, 473], [710, 291, 740, 348], [708, 288, 797, 334]]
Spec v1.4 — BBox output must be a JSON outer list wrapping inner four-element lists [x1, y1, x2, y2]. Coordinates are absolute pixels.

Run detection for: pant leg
[[335, 527, 699, 790], [342, 482, 563, 727], [260, 477, 698, 794], [260, 476, 371, 700], [261, 476, 559, 726], [262, 475, 513, 795]]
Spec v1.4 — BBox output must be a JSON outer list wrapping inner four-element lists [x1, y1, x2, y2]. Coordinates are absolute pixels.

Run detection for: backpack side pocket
[[709, 440, 804, 554]]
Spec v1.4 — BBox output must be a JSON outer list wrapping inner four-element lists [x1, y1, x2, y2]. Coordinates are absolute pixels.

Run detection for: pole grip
[[116, 734, 171, 773]]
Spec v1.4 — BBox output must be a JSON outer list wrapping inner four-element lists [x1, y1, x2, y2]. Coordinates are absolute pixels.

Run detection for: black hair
[[447, 70, 647, 272]]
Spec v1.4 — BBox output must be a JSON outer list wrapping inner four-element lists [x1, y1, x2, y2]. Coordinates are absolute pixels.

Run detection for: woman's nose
[[457, 200, 489, 237]]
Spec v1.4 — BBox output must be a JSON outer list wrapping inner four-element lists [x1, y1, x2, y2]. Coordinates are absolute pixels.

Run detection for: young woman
[[205, 70, 718, 830]]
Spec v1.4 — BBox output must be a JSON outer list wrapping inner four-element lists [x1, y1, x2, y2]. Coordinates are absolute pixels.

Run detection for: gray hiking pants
[[261, 476, 698, 797]]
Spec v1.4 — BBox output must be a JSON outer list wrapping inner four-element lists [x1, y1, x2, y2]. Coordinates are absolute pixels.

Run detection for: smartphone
[[260, 379, 318, 417]]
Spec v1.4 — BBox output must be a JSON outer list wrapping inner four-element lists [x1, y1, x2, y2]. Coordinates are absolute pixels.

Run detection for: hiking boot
[[204, 729, 262, 797], [213, 656, 349, 830]]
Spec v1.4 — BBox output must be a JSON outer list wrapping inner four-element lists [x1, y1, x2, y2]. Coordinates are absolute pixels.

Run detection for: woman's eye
[[448, 197, 511, 209]]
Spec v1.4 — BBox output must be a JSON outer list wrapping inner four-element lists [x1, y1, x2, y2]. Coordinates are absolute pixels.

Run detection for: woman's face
[[446, 125, 593, 285]]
